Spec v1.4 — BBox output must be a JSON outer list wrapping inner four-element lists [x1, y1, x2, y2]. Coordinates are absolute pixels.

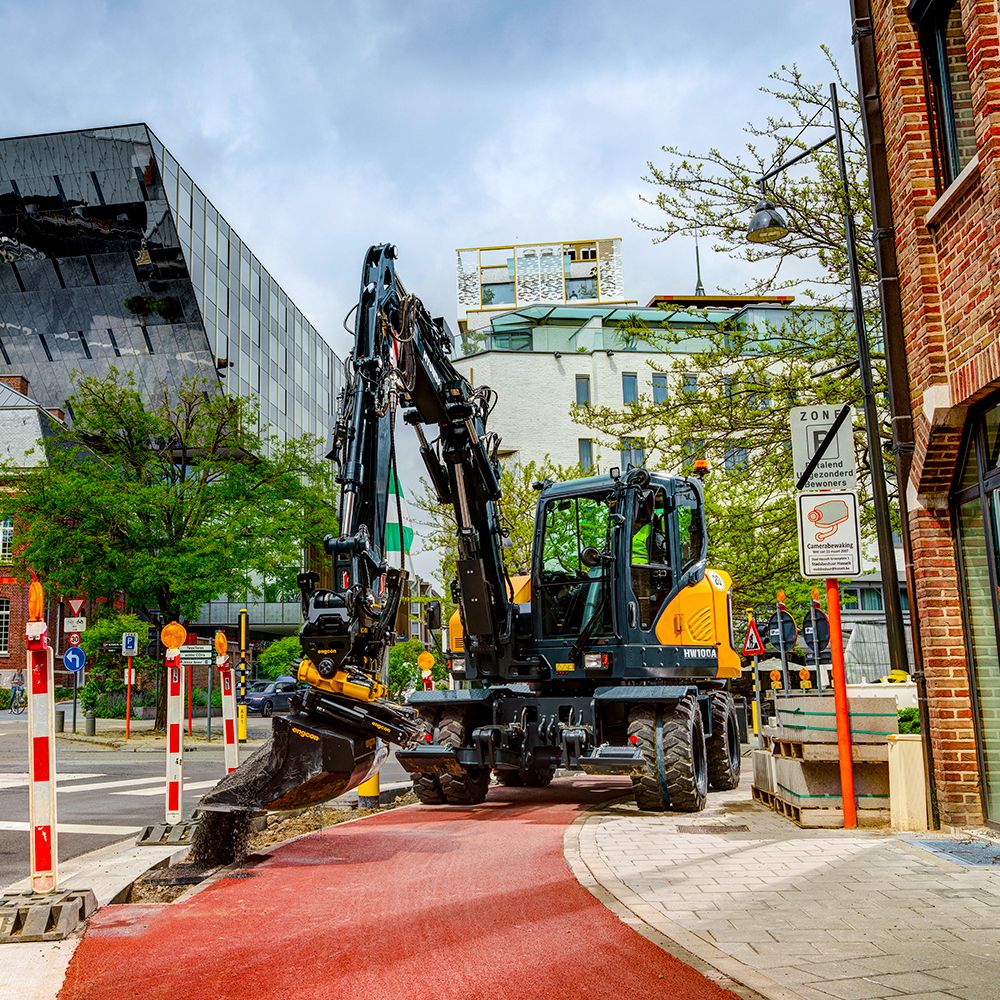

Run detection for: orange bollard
[[826, 578, 856, 829]]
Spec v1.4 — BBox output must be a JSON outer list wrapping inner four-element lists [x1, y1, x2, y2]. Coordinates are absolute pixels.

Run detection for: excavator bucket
[[197, 687, 420, 815], [198, 712, 380, 814]]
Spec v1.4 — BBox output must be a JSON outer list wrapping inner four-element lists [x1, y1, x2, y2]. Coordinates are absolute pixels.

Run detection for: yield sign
[[742, 618, 766, 657], [67, 597, 86, 616]]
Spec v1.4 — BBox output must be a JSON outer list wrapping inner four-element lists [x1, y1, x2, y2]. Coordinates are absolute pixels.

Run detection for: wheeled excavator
[[199, 244, 744, 821]]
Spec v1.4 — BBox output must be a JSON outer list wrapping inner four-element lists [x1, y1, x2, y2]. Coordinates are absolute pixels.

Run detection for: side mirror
[[580, 546, 603, 568], [426, 600, 442, 631]]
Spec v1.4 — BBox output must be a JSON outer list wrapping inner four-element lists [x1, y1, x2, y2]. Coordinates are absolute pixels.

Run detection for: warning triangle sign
[[742, 619, 766, 657], [67, 598, 86, 616]]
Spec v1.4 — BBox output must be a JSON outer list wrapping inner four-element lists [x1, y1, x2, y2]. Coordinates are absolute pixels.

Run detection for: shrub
[[257, 635, 304, 680], [898, 707, 920, 734]]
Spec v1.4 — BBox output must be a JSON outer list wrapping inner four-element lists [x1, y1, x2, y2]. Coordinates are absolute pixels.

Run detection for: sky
[[0, 0, 857, 579]]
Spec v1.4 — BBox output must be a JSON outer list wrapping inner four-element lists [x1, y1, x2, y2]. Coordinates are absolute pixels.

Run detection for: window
[[622, 373, 638, 405], [481, 282, 515, 306], [914, 0, 976, 189], [578, 439, 594, 471], [724, 446, 748, 470], [0, 598, 7, 654], [0, 519, 11, 563], [683, 373, 697, 395], [488, 332, 531, 351], [620, 437, 645, 469], [682, 439, 706, 470], [575, 375, 591, 407], [676, 484, 705, 573], [652, 373, 668, 405], [566, 277, 597, 300], [631, 487, 671, 630]]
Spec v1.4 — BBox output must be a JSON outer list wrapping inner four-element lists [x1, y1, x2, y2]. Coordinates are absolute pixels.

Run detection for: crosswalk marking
[[0, 772, 103, 790], [58, 776, 166, 794], [112, 779, 219, 797], [0, 820, 141, 836]]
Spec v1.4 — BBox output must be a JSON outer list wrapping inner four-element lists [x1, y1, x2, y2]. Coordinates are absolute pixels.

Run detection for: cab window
[[630, 487, 672, 631], [676, 484, 705, 572]]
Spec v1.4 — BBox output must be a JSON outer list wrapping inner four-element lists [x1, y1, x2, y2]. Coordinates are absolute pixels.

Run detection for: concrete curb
[[564, 804, 813, 1000], [55, 733, 267, 752]]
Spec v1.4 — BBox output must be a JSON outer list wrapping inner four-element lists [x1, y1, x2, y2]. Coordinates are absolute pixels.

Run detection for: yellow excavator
[[199, 245, 743, 823]]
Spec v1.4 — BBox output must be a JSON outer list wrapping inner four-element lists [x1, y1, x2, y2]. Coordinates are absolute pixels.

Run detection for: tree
[[78, 612, 152, 717], [640, 52, 871, 304], [1, 369, 338, 726], [257, 635, 305, 680], [413, 457, 585, 609]]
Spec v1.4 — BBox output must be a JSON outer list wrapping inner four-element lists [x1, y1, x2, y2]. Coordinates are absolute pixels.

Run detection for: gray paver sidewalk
[[566, 779, 1000, 1000]]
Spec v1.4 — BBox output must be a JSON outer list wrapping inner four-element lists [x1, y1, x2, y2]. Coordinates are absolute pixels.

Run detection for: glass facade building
[[0, 125, 343, 450]]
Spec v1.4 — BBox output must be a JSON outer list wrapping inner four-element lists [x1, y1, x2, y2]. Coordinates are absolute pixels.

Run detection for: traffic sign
[[766, 609, 798, 650], [63, 647, 86, 673], [67, 632, 82, 647], [121, 632, 139, 656], [64, 617, 86, 633], [796, 491, 862, 578], [180, 644, 213, 665], [742, 619, 766, 657], [790, 405, 857, 491], [802, 606, 831, 652], [66, 598, 86, 616]]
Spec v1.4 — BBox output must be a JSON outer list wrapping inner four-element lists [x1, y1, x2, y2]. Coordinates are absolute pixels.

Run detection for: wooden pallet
[[771, 738, 889, 763], [771, 794, 890, 829], [751, 786, 776, 809]]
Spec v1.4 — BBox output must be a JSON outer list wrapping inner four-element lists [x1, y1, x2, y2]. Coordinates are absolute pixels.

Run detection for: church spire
[[694, 234, 706, 296]]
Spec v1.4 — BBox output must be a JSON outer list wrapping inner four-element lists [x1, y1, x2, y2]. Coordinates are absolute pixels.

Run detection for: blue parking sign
[[121, 632, 138, 656], [64, 647, 86, 673]]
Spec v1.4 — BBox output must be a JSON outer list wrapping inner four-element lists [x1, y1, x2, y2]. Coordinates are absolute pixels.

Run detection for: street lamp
[[746, 81, 909, 677]]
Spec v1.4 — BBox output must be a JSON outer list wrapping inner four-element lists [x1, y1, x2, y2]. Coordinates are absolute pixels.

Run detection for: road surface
[[61, 778, 739, 1000], [0, 709, 408, 890]]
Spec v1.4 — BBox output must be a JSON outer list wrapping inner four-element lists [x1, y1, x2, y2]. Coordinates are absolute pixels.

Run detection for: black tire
[[437, 710, 490, 805], [628, 697, 708, 812], [707, 691, 742, 791], [494, 769, 523, 786], [522, 764, 556, 787], [261, 701, 273, 718], [411, 717, 445, 805]]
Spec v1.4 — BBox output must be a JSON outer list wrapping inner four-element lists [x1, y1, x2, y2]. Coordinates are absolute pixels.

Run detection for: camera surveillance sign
[[790, 405, 857, 491], [796, 491, 862, 577]]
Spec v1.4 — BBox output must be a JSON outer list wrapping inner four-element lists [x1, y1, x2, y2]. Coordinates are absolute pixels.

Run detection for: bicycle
[[9, 688, 25, 715]]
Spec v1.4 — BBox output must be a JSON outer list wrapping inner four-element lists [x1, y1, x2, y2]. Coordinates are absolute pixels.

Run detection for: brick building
[[858, 0, 1000, 826]]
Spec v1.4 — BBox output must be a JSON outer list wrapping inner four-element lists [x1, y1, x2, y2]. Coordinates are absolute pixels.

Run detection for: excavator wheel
[[437, 709, 490, 806], [411, 715, 445, 805], [707, 691, 742, 791], [628, 697, 708, 813]]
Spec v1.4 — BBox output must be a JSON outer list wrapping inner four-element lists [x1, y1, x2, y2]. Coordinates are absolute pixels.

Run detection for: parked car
[[244, 676, 300, 717]]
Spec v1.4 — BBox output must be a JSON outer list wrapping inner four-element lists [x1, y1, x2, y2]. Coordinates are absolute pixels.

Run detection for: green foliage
[[387, 638, 445, 701], [898, 707, 921, 735], [0, 689, 9, 710], [0, 369, 338, 623], [258, 635, 304, 680], [76, 613, 153, 714]]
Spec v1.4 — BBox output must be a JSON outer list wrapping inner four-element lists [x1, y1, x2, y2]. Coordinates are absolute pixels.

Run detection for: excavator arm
[[199, 245, 513, 815]]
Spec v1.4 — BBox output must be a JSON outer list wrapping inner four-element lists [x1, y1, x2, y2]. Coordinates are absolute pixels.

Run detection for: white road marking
[[112, 779, 220, 797], [0, 772, 103, 790], [57, 776, 166, 793], [0, 821, 141, 835]]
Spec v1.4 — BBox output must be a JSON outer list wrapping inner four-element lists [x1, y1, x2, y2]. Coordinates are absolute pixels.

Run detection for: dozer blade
[[199, 689, 422, 814]]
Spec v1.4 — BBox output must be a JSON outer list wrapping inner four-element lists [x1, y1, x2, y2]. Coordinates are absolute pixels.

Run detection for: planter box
[[888, 733, 930, 832], [776, 695, 898, 744]]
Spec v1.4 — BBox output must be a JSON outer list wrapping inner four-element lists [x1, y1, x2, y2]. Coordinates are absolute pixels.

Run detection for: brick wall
[[873, 0, 1000, 826]]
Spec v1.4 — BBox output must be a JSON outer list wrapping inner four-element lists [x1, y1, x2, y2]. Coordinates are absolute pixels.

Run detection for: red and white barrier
[[219, 655, 239, 774], [26, 620, 58, 893], [165, 649, 185, 823]]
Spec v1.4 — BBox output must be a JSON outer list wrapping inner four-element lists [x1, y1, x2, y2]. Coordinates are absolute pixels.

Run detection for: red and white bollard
[[165, 647, 185, 823], [26, 613, 58, 893], [219, 655, 239, 774]]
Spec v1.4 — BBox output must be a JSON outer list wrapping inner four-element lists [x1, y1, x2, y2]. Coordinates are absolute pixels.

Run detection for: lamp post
[[747, 81, 909, 678]]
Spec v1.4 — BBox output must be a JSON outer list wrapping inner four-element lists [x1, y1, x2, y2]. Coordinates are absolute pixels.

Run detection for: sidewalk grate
[[136, 820, 199, 846], [675, 824, 750, 834], [906, 837, 1000, 868], [0, 889, 97, 943]]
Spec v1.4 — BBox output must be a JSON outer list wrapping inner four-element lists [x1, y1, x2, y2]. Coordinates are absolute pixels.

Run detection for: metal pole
[[830, 81, 909, 676], [775, 596, 790, 692], [72, 670, 78, 734], [126, 655, 132, 740], [826, 577, 857, 828], [753, 654, 763, 749], [811, 590, 824, 693], [237, 608, 248, 743], [206, 664, 213, 742]]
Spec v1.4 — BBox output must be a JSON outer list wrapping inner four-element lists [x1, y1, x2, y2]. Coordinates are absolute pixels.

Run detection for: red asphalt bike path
[[60, 777, 739, 1000]]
